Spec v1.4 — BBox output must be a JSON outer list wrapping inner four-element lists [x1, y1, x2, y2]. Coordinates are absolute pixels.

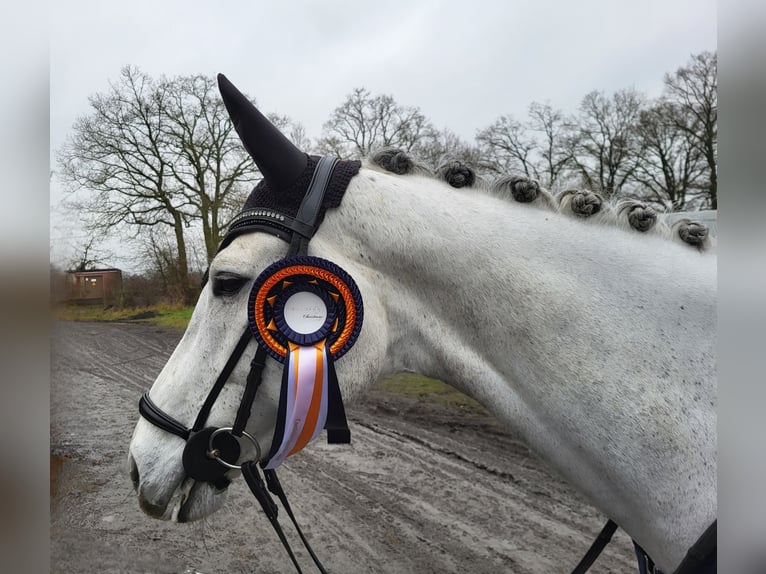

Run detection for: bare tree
[[67, 236, 113, 272], [58, 67, 192, 301], [138, 228, 187, 301], [476, 115, 540, 179], [527, 102, 573, 189], [416, 128, 482, 172], [161, 74, 258, 262], [566, 89, 645, 199], [476, 103, 572, 189], [633, 101, 707, 210], [663, 51, 717, 209], [57, 67, 259, 302], [318, 88, 434, 158], [268, 113, 315, 153]]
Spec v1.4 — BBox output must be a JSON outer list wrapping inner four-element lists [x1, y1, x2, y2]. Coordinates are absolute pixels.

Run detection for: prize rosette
[[247, 256, 363, 469]]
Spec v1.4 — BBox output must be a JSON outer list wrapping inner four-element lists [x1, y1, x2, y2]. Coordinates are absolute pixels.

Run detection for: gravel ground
[[51, 320, 636, 574]]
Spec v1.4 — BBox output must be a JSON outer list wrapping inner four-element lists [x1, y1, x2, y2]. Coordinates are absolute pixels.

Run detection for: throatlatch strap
[[634, 543, 658, 574], [569, 519, 618, 574], [571, 519, 716, 574]]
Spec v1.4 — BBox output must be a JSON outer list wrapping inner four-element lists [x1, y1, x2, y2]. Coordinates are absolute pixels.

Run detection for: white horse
[[129, 78, 716, 574]]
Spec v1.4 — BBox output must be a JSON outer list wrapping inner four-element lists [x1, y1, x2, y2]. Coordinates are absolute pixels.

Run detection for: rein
[[570, 519, 716, 574], [139, 155, 345, 573]]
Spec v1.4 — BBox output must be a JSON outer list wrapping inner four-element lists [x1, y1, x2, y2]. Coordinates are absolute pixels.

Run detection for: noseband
[[138, 155, 350, 573]]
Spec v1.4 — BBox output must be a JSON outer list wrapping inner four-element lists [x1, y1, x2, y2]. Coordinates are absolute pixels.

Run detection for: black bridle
[[139, 155, 342, 574]]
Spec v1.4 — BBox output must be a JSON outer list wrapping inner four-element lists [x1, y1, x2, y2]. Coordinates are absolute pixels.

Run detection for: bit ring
[[207, 427, 261, 469]]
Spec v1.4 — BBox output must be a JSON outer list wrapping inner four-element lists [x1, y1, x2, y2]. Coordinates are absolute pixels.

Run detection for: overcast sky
[[50, 0, 716, 271]]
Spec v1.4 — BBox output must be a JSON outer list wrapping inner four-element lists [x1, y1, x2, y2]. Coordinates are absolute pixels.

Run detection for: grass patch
[[376, 371, 487, 413], [149, 307, 194, 330], [53, 303, 194, 331]]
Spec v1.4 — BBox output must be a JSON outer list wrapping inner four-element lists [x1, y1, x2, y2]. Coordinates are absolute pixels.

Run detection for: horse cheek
[[335, 280, 387, 404]]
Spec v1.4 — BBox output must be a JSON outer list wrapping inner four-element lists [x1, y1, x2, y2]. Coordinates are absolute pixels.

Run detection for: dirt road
[[51, 320, 635, 573]]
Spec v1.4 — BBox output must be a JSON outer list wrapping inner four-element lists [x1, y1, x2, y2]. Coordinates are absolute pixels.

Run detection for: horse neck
[[321, 169, 717, 571]]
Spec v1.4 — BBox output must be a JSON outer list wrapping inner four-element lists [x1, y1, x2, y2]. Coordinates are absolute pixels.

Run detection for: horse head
[[128, 75, 388, 522]]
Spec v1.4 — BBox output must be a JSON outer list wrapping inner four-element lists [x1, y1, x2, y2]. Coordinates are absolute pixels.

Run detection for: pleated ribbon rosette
[[248, 256, 363, 469]]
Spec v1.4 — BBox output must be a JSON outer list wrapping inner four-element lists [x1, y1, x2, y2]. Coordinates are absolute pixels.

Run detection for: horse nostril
[[138, 491, 170, 519], [129, 454, 140, 491]]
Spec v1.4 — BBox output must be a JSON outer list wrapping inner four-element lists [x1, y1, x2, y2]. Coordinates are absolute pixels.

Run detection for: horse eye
[[212, 273, 248, 296]]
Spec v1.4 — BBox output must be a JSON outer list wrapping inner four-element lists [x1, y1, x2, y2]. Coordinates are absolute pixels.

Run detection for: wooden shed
[[65, 269, 123, 307]]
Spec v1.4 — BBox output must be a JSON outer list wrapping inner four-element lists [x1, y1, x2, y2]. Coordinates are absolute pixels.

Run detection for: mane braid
[[615, 199, 660, 233], [366, 148, 714, 252], [490, 174, 556, 209], [671, 218, 712, 250], [557, 189, 604, 218], [436, 160, 479, 189], [368, 147, 432, 176]]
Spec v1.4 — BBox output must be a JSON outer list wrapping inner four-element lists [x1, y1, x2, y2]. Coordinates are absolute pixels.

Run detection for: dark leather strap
[[264, 469, 329, 574], [569, 519, 618, 574], [672, 521, 716, 574], [263, 355, 291, 465], [295, 156, 338, 229], [232, 346, 268, 436], [221, 210, 316, 250], [573, 519, 716, 574], [242, 462, 304, 574], [635, 543, 659, 574], [289, 155, 338, 256], [192, 327, 253, 432], [219, 155, 339, 256], [138, 392, 190, 440]]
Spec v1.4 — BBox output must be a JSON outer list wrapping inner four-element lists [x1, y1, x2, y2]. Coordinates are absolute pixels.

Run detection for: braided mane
[[367, 148, 715, 252]]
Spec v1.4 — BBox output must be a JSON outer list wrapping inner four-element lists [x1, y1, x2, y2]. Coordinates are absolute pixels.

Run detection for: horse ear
[[217, 73, 308, 191]]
